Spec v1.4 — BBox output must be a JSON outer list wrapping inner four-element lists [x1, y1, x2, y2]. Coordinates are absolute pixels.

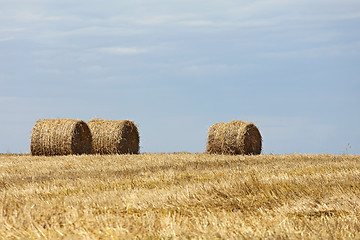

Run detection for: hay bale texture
[[88, 119, 139, 154], [31, 119, 92, 156], [206, 120, 262, 155]]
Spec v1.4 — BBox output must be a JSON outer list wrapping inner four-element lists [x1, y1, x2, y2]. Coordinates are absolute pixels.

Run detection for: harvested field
[[0, 153, 359, 239]]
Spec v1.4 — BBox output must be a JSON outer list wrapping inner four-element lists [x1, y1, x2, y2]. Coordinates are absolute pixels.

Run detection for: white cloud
[[226, 0, 360, 30], [99, 47, 148, 55], [0, 37, 15, 42], [0, 28, 26, 33], [0, 28, 25, 42], [5, 10, 78, 22], [135, 14, 195, 25], [260, 42, 360, 59], [0, 96, 17, 104], [178, 20, 215, 26], [80, 65, 107, 73], [0, 74, 13, 81], [39, 26, 147, 41], [184, 63, 246, 74]]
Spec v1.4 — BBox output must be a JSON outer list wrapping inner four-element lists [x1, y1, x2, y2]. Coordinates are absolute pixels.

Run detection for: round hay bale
[[206, 120, 262, 155], [87, 119, 140, 154], [31, 119, 92, 156]]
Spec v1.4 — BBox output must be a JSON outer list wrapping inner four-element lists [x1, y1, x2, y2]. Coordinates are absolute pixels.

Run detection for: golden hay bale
[[206, 120, 262, 155], [31, 119, 92, 156], [87, 119, 140, 154]]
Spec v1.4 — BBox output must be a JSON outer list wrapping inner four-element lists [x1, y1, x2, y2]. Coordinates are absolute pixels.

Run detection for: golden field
[[0, 153, 359, 239]]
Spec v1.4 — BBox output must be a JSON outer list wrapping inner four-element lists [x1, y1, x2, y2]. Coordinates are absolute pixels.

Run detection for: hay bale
[[87, 119, 140, 154], [206, 120, 262, 155], [31, 119, 92, 156]]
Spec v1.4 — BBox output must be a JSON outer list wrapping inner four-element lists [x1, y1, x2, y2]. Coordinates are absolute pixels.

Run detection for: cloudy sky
[[1, 0, 359, 154]]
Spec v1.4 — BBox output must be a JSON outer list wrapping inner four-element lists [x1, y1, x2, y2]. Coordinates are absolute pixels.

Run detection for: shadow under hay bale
[[31, 119, 92, 156], [88, 119, 140, 154], [206, 120, 262, 155]]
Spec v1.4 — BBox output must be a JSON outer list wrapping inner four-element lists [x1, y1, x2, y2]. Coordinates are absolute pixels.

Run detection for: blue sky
[[1, 0, 359, 154]]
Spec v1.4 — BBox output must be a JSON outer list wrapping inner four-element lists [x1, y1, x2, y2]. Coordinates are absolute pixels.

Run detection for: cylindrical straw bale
[[206, 120, 262, 155], [31, 119, 92, 156], [88, 119, 140, 154]]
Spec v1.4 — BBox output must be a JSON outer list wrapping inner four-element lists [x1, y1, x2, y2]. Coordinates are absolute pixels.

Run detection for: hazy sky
[[1, 0, 359, 154]]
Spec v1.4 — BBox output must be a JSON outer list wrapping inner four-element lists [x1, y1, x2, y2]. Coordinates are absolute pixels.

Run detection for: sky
[[0, 0, 359, 154]]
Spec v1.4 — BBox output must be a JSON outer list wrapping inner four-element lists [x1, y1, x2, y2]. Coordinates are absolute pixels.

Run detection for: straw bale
[[88, 119, 139, 154], [31, 119, 92, 156], [206, 120, 262, 155]]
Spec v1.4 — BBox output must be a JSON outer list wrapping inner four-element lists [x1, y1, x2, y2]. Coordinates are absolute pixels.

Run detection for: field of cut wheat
[[0, 153, 359, 239]]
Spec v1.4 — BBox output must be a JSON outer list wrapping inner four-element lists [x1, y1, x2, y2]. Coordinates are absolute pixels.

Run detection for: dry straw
[[88, 119, 140, 154], [31, 119, 92, 156], [206, 120, 262, 155]]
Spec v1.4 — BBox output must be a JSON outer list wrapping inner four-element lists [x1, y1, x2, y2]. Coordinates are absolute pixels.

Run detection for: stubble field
[[0, 153, 359, 239]]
